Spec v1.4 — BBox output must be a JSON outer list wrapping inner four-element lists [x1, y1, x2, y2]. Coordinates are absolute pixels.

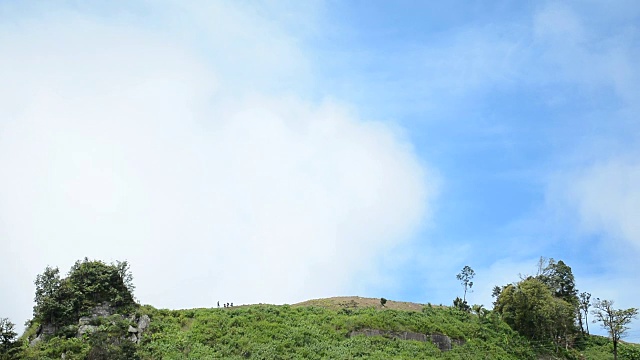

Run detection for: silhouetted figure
[[231, 303, 233, 307], [217, 301, 220, 308]]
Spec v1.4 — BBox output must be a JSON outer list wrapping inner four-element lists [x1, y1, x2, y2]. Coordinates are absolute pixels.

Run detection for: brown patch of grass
[[293, 296, 433, 312]]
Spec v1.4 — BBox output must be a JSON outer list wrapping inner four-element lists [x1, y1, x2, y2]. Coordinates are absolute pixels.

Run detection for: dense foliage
[[18, 313, 140, 360], [134, 304, 537, 360], [493, 258, 580, 349], [493, 257, 640, 359], [9, 302, 640, 359], [32, 259, 136, 329], [4, 259, 140, 359], [494, 277, 576, 350], [0, 318, 18, 360]]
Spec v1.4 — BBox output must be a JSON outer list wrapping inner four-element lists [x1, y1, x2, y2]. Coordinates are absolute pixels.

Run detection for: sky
[[1, 0, 639, 341]]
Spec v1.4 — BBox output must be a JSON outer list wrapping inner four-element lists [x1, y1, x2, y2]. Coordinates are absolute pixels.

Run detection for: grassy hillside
[[12, 296, 640, 359], [134, 300, 535, 360]]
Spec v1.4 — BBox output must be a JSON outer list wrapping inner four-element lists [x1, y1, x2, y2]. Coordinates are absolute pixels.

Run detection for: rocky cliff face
[[348, 328, 465, 351], [31, 302, 150, 345]]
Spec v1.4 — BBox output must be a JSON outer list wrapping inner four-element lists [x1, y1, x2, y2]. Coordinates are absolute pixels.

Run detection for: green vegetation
[[13, 300, 640, 360], [494, 277, 575, 350], [579, 291, 592, 334], [19, 314, 140, 360], [130, 303, 536, 360], [591, 299, 639, 360], [456, 265, 475, 303], [494, 258, 580, 348], [32, 258, 136, 330], [1, 258, 638, 359], [577, 334, 640, 360], [0, 318, 18, 360], [14, 258, 139, 360], [493, 257, 639, 359]]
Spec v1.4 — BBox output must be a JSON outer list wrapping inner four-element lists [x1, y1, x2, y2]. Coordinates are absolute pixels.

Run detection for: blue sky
[[1, 1, 639, 340]]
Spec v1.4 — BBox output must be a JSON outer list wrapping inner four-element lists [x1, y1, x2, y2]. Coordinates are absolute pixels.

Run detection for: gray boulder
[[30, 323, 57, 346], [348, 328, 464, 352], [77, 324, 98, 337], [429, 333, 452, 351], [90, 302, 114, 317], [137, 315, 151, 333]]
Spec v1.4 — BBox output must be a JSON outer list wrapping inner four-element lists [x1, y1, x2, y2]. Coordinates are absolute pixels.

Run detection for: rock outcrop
[[30, 302, 150, 346], [30, 323, 56, 346], [349, 329, 428, 342], [77, 316, 98, 338], [348, 328, 465, 351], [127, 314, 150, 343]]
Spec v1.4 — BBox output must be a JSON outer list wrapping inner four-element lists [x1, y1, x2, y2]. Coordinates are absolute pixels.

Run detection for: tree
[[592, 299, 638, 360], [115, 260, 135, 298], [579, 292, 591, 334], [0, 317, 17, 356], [495, 277, 576, 349], [495, 257, 583, 350], [537, 259, 578, 306], [491, 285, 503, 307], [67, 258, 135, 310], [456, 266, 475, 303], [453, 297, 470, 312], [471, 304, 488, 320], [33, 265, 71, 328], [32, 259, 137, 331]]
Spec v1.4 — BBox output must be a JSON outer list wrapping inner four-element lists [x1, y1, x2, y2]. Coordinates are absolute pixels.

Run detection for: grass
[[293, 296, 433, 312], [133, 299, 535, 360], [14, 297, 640, 360]]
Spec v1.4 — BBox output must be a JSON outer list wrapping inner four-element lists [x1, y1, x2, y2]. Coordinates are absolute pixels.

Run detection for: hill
[[9, 296, 640, 359], [293, 296, 430, 312], [3, 259, 639, 359]]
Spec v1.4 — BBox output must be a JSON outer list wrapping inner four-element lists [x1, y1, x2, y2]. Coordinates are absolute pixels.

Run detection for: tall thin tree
[[579, 292, 591, 334], [456, 266, 475, 303]]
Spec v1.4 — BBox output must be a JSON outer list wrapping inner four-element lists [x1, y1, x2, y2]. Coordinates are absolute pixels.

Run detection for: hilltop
[[2, 259, 639, 359], [293, 296, 430, 312], [6, 296, 638, 359]]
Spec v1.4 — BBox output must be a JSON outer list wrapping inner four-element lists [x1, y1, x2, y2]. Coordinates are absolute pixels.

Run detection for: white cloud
[[413, 27, 527, 100], [472, 257, 540, 307], [533, 2, 640, 107], [561, 159, 640, 251], [545, 158, 640, 342], [0, 2, 435, 329]]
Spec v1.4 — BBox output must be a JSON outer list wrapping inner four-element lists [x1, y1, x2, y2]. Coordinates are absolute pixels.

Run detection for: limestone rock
[[29, 336, 42, 347], [137, 314, 150, 333], [349, 329, 427, 342], [348, 328, 464, 352], [30, 323, 57, 345], [91, 302, 114, 317], [429, 333, 452, 351], [77, 324, 98, 337]]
